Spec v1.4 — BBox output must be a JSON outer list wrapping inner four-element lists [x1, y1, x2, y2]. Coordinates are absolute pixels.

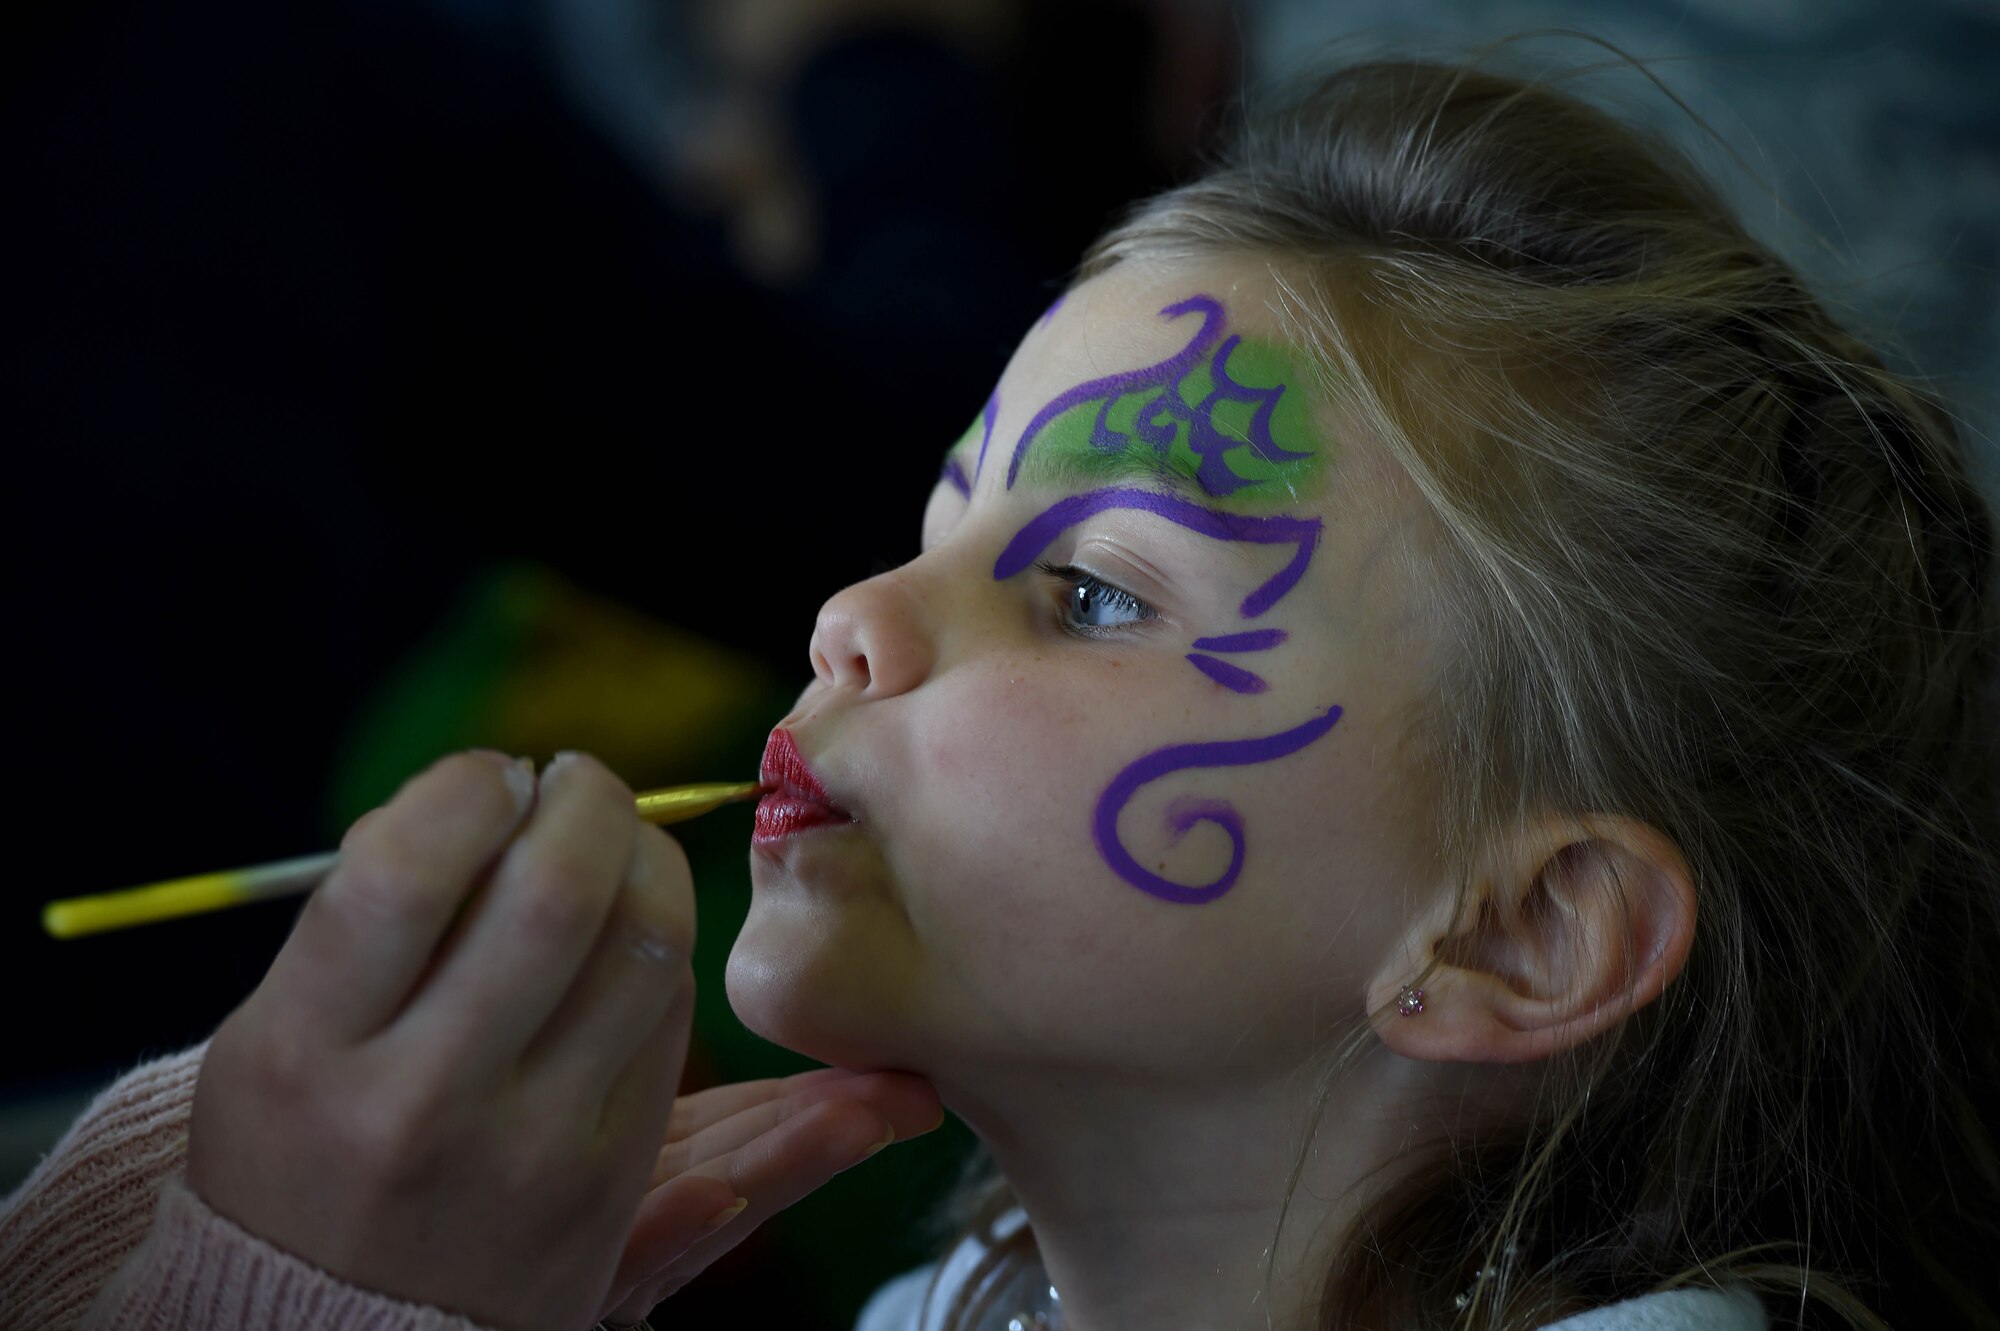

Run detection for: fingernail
[[498, 756, 535, 816], [627, 931, 677, 965], [545, 749, 583, 783], [697, 1197, 748, 1237], [854, 1129, 896, 1165]]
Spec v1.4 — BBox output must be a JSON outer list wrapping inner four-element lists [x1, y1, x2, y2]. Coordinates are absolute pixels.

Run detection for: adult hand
[[596, 1065, 943, 1322], [186, 749, 702, 1331]]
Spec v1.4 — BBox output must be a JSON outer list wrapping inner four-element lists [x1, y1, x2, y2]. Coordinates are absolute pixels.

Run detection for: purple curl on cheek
[[1092, 706, 1343, 904]]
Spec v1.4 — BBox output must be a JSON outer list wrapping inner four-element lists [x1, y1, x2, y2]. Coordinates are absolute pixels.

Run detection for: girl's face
[[727, 255, 1444, 1090]]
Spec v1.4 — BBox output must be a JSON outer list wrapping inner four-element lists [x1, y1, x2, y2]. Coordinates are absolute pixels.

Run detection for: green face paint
[[1004, 293, 1324, 506]]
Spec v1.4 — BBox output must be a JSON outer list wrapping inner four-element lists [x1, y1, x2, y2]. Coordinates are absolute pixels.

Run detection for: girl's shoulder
[[853, 1210, 1770, 1331], [1542, 1285, 1767, 1330]]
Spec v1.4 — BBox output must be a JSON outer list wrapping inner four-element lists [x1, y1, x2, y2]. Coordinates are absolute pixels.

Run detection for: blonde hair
[[927, 37, 2000, 1330]]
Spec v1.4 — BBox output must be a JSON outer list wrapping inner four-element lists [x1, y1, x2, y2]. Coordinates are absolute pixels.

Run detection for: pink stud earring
[[1396, 985, 1426, 1016]]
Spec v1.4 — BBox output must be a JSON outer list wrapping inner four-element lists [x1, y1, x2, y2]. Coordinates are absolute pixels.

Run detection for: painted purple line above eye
[[1190, 628, 1288, 653], [992, 486, 1321, 619], [972, 391, 999, 483], [942, 455, 972, 498], [1187, 654, 1267, 693], [1005, 295, 1225, 489], [1093, 705, 1342, 904]]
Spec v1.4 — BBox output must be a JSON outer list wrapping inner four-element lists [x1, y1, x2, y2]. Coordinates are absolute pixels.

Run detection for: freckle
[[1157, 861, 1167, 871]]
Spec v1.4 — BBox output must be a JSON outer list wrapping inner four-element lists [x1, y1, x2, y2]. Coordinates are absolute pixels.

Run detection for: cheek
[[890, 661, 1339, 1034], [867, 679, 1429, 1075], [896, 660, 1169, 940], [909, 659, 1107, 866], [916, 663, 1080, 785]]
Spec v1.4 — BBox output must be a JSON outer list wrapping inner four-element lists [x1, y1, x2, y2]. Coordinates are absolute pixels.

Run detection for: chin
[[724, 896, 921, 1072]]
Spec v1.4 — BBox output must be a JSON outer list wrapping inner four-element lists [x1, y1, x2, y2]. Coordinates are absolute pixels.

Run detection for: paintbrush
[[41, 780, 762, 940]]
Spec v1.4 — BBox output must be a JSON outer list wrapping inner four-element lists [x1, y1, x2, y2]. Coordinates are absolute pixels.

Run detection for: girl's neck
[[939, 1047, 1520, 1331]]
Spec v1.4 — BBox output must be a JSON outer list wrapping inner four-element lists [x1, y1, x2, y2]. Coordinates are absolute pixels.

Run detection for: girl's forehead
[[1020, 257, 1294, 390]]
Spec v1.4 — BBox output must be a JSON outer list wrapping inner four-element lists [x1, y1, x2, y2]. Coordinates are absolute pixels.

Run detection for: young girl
[[5, 44, 1996, 1331]]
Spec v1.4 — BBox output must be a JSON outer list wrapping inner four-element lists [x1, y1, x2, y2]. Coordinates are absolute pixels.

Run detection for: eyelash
[[1035, 560, 1158, 637]]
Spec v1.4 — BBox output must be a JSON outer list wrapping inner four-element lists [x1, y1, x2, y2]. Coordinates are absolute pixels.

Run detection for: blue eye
[[1036, 561, 1156, 634]]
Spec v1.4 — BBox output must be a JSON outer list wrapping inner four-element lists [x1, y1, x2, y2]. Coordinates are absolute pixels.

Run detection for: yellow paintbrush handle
[[41, 853, 342, 940], [41, 780, 760, 940], [632, 781, 762, 823]]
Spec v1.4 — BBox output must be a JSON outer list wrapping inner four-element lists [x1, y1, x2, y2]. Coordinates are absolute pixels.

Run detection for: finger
[[603, 954, 698, 1137], [580, 993, 699, 1316], [596, 1173, 743, 1320], [392, 750, 637, 1075], [260, 751, 534, 1043], [661, 1068, 860, 1141], [520, 827, 694, 1112], [603, 1098, 901, 1324], [653, 1071, 943, 1183]]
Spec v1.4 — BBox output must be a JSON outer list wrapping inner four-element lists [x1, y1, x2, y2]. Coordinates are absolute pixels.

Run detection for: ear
[[1368, 815, 1696, 1064]]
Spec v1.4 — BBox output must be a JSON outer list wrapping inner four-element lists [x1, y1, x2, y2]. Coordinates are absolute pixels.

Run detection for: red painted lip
[[754, 729, 856, 844]]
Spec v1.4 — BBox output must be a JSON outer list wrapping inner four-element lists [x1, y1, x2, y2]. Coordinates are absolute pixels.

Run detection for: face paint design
[[939, 391, 1002, 496], [992, 486, 1334, 903], [1192, 629, 1289, 652], [993, 489, 1320, 618], [941, 454, 972, 498], [974, 391, 999, 483], [993, 295, 1344, 904], [1185, 654, 1269, 694], [1185, 629, 1288, 696], [1091, 707, 1344, 904], [1005, 294, 1320, 502]]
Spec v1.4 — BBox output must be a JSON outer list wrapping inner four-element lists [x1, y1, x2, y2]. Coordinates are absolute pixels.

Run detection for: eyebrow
[[1019, 464, 1295, 583], [934, 436, 1212, 505], [931, 444, 1303, 588], [1012, 442, 1210, 502]]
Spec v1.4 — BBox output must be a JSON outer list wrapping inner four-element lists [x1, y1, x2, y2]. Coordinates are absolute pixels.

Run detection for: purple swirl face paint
[[1092, 707, 1344, 904], [993, 292, 1347, 905]]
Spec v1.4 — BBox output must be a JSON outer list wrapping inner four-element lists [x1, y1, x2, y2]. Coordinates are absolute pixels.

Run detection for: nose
[[808, 567, 937, 699]]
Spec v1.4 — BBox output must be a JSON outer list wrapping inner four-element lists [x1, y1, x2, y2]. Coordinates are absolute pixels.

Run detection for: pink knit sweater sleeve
[[0, 1043, 496, 1331]]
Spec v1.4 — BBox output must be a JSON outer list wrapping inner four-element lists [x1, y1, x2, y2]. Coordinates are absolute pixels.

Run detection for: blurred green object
[[323, 559, 784, 831], [322, 559, 975, 1321]]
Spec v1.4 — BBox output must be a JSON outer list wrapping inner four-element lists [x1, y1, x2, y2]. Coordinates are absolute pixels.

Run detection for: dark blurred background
[[4, 0, 1994, 1323]]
